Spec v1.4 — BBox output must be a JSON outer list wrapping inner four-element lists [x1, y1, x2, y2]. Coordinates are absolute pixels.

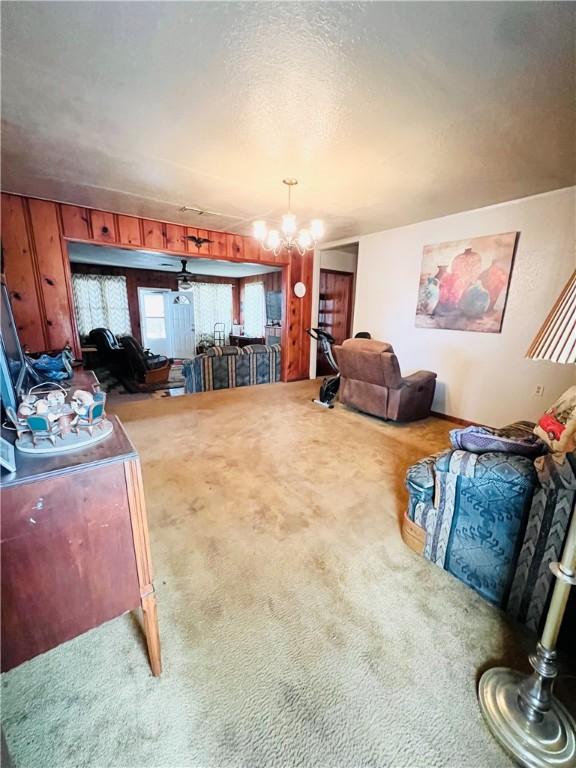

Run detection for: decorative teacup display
[[5, 382, 113, 456]]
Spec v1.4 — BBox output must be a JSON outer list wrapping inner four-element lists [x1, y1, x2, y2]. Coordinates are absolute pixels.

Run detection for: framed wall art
[[416, 231, 519, 333]]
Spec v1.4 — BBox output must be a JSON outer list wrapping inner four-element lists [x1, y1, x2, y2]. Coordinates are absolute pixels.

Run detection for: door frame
[[318, 267, 355, 339]]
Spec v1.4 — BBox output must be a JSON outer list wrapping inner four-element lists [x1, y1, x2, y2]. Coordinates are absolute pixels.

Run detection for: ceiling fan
[[159, 258, 196, 288]]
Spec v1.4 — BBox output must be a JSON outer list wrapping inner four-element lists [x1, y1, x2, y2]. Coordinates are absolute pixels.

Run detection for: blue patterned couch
[[405, 429, 575, 632], [183, 344, 281, 394]]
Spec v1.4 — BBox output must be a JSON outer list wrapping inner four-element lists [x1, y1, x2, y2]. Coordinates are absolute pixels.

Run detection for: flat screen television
[[265, 290, 282, 325], [0, 279, 33, 411]]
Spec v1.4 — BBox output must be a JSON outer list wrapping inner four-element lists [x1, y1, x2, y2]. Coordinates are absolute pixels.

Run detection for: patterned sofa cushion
[[535, 450, 576, 490], [449, 422, 548, 458], [183, 345, 281, 393], [203, 345, 242, 357]]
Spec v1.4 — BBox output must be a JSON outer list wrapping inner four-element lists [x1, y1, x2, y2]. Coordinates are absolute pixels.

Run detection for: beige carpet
[[2, 381, 570, 767]]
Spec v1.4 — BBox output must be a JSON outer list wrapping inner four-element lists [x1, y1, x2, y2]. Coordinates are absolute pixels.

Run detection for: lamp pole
[[478, 502, 576, 768]]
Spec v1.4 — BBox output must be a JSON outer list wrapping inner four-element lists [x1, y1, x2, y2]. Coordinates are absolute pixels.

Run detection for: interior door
[[166, 292, 196, 359], [317, 270, 354, 376]]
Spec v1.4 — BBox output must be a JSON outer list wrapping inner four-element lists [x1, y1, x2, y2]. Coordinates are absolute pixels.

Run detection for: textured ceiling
[[68, 243, 280, 277], [2, 2, 575, 241]]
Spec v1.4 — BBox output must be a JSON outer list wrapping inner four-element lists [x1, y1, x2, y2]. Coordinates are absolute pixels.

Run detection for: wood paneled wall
[[286, 249, 313, 380], [240, 272, 283, 292], [1, 193, 313, 380]]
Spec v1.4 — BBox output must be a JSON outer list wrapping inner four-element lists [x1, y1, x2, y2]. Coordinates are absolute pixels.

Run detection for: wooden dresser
[[1, 388, 161, 675]]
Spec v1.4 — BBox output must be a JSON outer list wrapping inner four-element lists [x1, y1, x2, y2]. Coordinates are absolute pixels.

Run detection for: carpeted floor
[[2, 381, 572, 767]]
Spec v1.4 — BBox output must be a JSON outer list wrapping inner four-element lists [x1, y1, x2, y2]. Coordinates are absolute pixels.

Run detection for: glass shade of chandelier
[[253, 179, 324, 256]]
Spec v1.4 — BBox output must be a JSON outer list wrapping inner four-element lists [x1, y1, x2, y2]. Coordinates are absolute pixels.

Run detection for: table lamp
[[478, 269, 576, 768]]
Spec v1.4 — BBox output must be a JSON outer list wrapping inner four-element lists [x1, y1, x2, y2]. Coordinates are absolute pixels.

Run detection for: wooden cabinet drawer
[[1, 461, 141, 671]]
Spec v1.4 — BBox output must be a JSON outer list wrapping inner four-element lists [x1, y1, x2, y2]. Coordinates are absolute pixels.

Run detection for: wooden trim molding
[[430, 411, 483, 427], [401, 512, 426, 556], [1, 192, 313, 381]]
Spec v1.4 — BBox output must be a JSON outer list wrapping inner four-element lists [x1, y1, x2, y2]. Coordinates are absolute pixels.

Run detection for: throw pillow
[[534, 385, 576, 453], [449, 423, 548, 458]]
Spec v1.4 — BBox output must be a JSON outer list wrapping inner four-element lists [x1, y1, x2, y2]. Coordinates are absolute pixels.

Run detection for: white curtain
[[72, 274, 131, 337], [243, 282, 266, 337], [191, 282, 233, 341]]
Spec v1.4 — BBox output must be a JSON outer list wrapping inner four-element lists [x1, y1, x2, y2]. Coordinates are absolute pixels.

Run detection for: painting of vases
[[415, 231, 519, 332]]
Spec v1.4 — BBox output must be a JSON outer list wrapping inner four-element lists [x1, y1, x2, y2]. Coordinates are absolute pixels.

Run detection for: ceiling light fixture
[[253, 179, 324, 256], [179, 205, 244, 220]]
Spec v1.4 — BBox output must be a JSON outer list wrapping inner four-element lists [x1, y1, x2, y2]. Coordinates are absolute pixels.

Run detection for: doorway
[[138, 287, 197, 359], [317, 269, 354, 376]]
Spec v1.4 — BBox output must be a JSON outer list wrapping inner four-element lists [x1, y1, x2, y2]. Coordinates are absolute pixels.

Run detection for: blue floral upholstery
[[406, 451, 444, 533], [507, 451, 576, 631], [406, 446, 537, 607], [183, 344, 281, 393]]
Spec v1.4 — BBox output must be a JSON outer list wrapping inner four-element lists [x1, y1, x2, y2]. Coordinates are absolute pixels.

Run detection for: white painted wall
[[353, 187, 576, 426]]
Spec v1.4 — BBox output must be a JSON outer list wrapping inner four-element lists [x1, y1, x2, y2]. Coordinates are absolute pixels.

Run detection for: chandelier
[[253, 179, 324, 256]]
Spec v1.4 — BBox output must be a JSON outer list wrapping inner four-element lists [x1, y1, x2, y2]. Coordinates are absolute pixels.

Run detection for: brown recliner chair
[[117, 335, 171, 387], [333, 338, 437, 422]]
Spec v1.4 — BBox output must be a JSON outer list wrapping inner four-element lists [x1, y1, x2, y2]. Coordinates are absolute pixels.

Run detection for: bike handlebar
[[306, 328, 335, 344]]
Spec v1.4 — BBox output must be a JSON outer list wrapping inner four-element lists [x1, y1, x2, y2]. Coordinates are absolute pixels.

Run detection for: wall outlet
[[534, 385, 545, 397]]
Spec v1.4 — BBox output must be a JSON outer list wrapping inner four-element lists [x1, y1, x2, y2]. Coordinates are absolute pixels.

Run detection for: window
[[141, 291, 167, 339], [72, 274, 131, 337], [243, 282, 266, 337], [191, 283, 233, 340]]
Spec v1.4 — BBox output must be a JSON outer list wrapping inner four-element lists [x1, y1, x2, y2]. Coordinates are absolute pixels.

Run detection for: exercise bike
[[306, 328, 340, 408]]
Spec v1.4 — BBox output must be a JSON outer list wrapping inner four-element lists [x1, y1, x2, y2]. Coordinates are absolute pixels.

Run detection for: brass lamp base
[[479, 667, 576, 768]]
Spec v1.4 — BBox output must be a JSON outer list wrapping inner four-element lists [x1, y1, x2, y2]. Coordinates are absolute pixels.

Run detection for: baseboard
[[430, 411, 480, 427]]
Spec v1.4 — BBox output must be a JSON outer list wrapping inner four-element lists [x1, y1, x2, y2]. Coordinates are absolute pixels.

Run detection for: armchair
[[333, 338, 437, 421], [72, 399, 107, 437], [26, 414, 62, 447], [88, 328, 124, 372], [5, 406, 31, 440], [116, 335, 171, 386], [404, 426, 576, 638], [405, 446, 537, 606]]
